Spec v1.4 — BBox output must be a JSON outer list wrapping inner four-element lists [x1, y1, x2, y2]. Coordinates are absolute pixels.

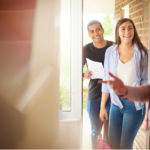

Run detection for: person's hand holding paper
[[86, 58, 104, 79], [84, 70, 92, 79]]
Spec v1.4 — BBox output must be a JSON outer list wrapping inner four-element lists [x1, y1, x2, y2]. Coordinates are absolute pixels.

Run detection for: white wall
[[83, 0, 115, 14], [59, 120, 82, 148]]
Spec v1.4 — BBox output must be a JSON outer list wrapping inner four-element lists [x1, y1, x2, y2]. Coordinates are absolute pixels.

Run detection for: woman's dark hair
[[87, 20, 103, 31], [115, 18, 148, 75]]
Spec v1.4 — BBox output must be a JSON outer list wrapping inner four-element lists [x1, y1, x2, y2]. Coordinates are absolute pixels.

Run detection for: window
[[60, 0, 71, 111], [60, 0, 82, 119]]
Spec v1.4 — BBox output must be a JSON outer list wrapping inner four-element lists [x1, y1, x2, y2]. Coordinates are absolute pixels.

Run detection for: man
[[82, 20, 113, 148]]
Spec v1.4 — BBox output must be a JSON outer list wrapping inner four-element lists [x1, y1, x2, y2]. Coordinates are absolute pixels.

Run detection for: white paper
[[86, 58, 104, 79]]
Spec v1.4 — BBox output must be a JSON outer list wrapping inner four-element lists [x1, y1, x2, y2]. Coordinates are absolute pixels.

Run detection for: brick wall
[[115, 0, 149, 149], [115, 0, 149, 49]]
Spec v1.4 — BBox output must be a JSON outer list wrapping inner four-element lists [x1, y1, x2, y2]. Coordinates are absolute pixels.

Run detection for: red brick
[[143, 6, 149, 14], [135, 23, 143, 28], [116, 5, 121, 11], [130, 0, 142, 7], [144, 42, 149, 49], [115, 1, 121, 7], [131, 10, 143, 18], [125, 0, 130, 5], [142, 42, 148, 48], [133, 17, 143, 23], [143, 0, 149, 7], [144, 35, 148, 41], [142, 22, 149, 28], [144, 14, 149, 21], [137, 29, 142, 35], [142, 29, 149, 35], [140, 35, 145, 41]]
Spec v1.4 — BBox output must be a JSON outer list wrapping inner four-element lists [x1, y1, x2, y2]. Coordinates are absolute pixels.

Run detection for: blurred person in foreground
[[99, 18, 148, 149], [82, 20, 113, 148], [99, 72, 150, 129], [99, 72, 150, 103]]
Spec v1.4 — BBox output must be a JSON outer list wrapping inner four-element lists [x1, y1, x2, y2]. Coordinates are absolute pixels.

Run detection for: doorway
[[82, 0, 115, 149]]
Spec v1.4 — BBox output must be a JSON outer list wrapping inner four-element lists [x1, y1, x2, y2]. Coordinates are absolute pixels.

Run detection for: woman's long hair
[[115, 18, 148, 75]]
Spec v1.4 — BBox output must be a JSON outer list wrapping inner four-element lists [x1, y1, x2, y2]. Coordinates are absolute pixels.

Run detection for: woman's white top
[[116, 57, 135, 86], [102, 44, 148, 110]]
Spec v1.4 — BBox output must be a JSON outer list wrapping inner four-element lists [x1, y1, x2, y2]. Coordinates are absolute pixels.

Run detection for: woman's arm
[[100, 48, 111, 121], [140, 51, 148, 85], [100, 92, 110, 121]]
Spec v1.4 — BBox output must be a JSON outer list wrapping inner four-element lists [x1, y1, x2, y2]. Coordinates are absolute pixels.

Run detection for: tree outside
[[102, 15, 114, 37]]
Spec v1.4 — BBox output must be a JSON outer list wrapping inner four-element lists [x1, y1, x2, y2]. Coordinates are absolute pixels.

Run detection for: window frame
[[62, 0, 83, 119], [122, 4, 129, 18]]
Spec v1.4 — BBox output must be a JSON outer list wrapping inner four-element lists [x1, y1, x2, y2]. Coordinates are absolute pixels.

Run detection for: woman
[[100, 18, 148, 149]]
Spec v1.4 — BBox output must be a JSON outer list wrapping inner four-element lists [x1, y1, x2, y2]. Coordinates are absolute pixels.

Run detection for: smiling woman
[[100, 18, 148, 149], [118, 21, 134, 43]]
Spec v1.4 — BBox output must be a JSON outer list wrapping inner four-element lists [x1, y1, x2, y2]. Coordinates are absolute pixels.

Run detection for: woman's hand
[[98, 72, 127, 96], [83, 70, 92, 79], [100, 107, 108, 121]]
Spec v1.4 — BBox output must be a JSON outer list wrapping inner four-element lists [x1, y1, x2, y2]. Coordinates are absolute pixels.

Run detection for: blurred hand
[[98, 72, 127, 96], [99, 107, 108, 121], [84, 70, 92, 79]]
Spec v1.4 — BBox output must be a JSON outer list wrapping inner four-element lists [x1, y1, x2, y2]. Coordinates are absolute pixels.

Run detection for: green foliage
[[83, 87, 88, 109], [83, 63, 88, 72], [60, 47, 70, 83], [102, 15, 113, 37], [83, 64, 88, 82], [59, 79, 70, 110], [83, 101, 87, 109]]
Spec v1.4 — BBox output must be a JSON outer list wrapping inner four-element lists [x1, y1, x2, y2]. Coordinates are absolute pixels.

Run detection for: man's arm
[[82, 47, 92, 79], [83, 65, 92, 79]]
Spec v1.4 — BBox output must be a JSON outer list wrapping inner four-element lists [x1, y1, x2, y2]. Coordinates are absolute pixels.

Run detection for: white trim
[[122, 4, 129, 18], [62, 0, 82, 119], [59, 118, 80, 123]]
